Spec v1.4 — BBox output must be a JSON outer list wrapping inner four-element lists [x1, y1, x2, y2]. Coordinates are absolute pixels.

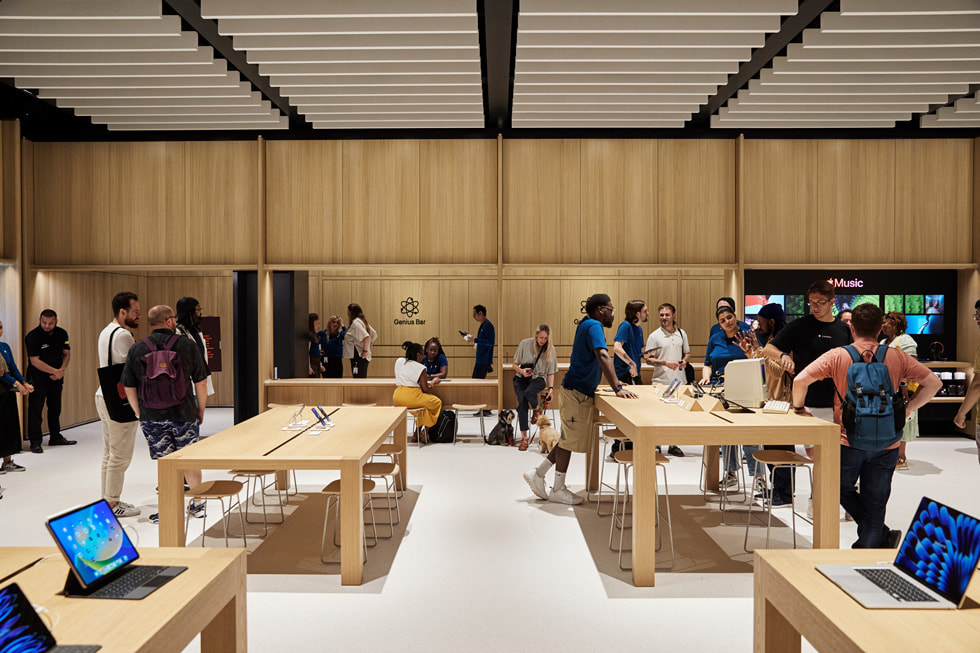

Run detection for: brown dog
[[536, 413, 560, 453]]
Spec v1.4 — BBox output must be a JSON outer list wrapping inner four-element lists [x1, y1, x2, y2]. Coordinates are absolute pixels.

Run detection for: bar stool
[[406, 407, 426, 447], [320, 478, 378, 564], [700, 445, 747, 504], [585, 415, 615, 505], [363, 461, 401, 537], [608, 449, 674, 571], [451, 404, 488, 445], [184, 480, 247, 548], [594, 427, 629, 516], [229, 470, 285, 536], [743, 450, 814, 552]]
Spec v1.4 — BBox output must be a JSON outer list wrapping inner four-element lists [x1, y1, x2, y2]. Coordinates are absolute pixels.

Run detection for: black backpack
[[428, 409, 456, 443]]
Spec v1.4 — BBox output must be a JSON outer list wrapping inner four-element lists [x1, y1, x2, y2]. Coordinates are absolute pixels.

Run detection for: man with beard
[[524, 293, 637, 505], [96, 292, 142, 517]]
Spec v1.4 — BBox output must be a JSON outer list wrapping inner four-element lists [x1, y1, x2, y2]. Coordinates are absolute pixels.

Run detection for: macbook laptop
[[0, 582, 101, 652], [817, 496, 980, 609], [45, 499, 186, 600]]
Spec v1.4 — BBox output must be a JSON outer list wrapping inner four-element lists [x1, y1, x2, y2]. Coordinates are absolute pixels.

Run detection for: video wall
[[744, 269, 957, 359]]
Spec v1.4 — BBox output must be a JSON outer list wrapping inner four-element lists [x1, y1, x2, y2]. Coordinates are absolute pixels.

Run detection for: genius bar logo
[[828, 277, 863, 288]]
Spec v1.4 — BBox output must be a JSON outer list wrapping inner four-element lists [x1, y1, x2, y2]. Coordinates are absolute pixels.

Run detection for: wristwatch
[[792, 405, 806, 413]]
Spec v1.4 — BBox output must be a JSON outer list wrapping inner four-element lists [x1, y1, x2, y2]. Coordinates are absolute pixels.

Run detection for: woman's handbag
[[97, 327, 138, 423]]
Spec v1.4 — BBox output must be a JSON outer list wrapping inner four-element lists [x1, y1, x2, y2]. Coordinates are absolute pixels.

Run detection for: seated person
[[393, 341, 443, 443], [423, 337, 448, 381], [319, 315, 346, 378], [701, 305, 751, 489], [511, 324, 557, 451]]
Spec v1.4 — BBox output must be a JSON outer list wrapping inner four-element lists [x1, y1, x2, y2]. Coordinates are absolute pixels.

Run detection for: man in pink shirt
[[792, 303, 941, 549]]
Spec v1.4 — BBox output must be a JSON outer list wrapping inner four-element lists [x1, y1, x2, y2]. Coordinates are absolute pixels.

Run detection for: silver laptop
[[817, 496, 980, 609]]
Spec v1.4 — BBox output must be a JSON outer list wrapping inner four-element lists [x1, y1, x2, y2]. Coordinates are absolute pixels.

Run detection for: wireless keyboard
[[762, 400, 790, 414]]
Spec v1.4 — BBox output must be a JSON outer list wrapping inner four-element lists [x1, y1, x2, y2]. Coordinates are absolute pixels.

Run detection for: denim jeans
[[512, 375, 545, 432], [839, 445, 900, 548], [721, 445, 764, 476]]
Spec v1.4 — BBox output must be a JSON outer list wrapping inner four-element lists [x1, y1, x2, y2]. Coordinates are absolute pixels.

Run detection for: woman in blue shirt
[[700, 306, 750, 488], [1, 319, 33, 479], [423, 337, 448, 381], [319, 315, 346, 379]]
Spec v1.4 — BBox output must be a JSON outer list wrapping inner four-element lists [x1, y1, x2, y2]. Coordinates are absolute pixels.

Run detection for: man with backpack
[[121, 305, 210, 522], [791, 303, 940, 549]]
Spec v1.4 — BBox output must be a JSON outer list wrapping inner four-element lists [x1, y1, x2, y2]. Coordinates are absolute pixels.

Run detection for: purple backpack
[[139, 335, 186, 409]]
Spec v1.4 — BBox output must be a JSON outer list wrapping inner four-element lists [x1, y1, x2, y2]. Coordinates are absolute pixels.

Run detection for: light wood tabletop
[[0, 547, 246, 653], [596, 385, 841, 587], [754, 548, 980, 653], [157, 404, 407, 585]]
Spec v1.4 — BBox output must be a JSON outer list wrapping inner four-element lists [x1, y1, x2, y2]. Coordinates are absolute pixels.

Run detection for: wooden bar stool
[[594, 427, 629, 516], [406, 407, 427, 447], [608, 449, 674, 571], [585, 416, 615, 506], [451, 404, 488, 445], [229, 470, 285, 536], [184, 480, 247, 548], [743, 450, 814, 552], [363, 461, 401, 537], [320, 478, 378, 564]]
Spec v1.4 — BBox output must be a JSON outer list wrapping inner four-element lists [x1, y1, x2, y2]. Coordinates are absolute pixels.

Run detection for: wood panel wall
[[741, 139, 974, 265]]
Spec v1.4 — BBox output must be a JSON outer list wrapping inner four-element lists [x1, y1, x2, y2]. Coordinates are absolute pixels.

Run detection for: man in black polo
[[26, 309, 75, 453]]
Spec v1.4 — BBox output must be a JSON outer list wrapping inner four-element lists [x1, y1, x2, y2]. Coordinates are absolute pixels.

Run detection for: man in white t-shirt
[[95, 292, 141, 518], [643, 302, 690, 457]]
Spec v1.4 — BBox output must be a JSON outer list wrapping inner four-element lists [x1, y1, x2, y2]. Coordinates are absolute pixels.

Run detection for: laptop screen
[[0, 582, 58, 652], [894, 497, 980, 606], [46, 499, 140, 589]]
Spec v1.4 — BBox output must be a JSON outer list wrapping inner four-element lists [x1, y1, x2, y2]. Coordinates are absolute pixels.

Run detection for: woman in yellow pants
[[393, 341, 442, 443]]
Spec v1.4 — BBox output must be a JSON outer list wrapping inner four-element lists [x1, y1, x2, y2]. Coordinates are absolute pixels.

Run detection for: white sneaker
[[523, 470, 548, 500], [112, 501, 141, 518], [186, 500, 206, 519], [721, 472, 738, 488], [807, 498, 814, 520], [548, 487, 583, 505]]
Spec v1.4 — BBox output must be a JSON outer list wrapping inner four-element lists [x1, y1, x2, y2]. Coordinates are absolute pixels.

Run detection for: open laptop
[[817, 496, 980, 609], [0, 582, 101, 652], [45, 499, 186, 600]]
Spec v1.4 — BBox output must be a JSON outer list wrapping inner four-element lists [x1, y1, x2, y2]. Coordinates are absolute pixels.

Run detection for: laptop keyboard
[[856, 568, 939, 603], [87, 565, 168, 599]]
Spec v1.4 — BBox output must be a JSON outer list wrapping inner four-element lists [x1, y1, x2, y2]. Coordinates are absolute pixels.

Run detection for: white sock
[[554, 471, 567, 491], [536, 459, 554, 477]]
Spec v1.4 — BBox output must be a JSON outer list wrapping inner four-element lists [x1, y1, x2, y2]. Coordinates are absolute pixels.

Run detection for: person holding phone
[[512, 325, 557, 451]]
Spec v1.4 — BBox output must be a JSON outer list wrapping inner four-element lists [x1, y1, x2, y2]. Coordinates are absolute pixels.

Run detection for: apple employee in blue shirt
[[524, 293, 637, 505]]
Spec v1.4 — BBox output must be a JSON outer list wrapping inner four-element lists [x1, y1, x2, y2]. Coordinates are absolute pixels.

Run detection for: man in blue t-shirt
[[613, 300, 647, 386], [523, 293, 637, 505]]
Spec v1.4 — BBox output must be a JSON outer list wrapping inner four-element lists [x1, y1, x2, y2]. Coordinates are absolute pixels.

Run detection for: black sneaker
[[30, 445, 43, 454], [884, 529, 903, 548], [48, 437, 77, 446], [667, 445, 684, 457], [1, 461, 26, 473], [149, 513, 159, 524]]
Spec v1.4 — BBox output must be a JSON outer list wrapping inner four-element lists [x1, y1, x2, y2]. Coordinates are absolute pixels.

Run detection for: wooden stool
[[595, 427, 629, 516], [744, 450, 814, 552], [229, 470, 285, 536], [363, 461, 401, 537], [451, 404, 488, 445], [586, 416, 615, 505], [320, 478, 377, 564], [184, 480, 247, 548], [608, 450, 674, 571], [406, 407, 426, 448]]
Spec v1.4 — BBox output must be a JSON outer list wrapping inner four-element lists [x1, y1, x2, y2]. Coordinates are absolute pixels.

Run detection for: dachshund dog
[[487, 409, 516, 446], [536, 413, 560, 454]]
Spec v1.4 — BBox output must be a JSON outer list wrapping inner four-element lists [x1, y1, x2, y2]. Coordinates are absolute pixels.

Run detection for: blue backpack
[[838, 345, 905, 451]]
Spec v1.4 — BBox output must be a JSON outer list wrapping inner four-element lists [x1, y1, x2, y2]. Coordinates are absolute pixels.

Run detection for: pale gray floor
[[3, 407, 978, 652]]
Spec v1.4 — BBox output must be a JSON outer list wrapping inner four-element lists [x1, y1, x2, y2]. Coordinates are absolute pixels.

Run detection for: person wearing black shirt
[[25, 309, 74, 453], [762, 280, 852, 507]]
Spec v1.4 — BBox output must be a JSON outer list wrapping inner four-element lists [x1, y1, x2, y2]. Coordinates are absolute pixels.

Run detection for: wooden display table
[[754, 548, 980, 652], [158, 405, 406, 585], [0, 547, 246, 652], [265, 377, 498, 409], [596, 385, 841, 587]]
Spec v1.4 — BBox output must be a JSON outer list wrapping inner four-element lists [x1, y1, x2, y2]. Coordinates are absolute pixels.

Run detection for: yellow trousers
[[392, 386, 442, 428]]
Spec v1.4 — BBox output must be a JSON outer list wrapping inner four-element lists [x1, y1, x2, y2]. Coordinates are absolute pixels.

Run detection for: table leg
[[586, 423, 600, 492], [632, 436, 658, 587], [274, 470, 290, 492], [754, 556, 801, 653], [705, 445, 720, 492], [158, 458, 185, 547], [201, 553, 247, 653], [339, 460, 364, 585], [394, 412, 407, 491], [811, 425, 841, 549]]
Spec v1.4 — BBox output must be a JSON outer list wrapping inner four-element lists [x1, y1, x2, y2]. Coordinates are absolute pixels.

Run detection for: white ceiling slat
[[2, 64, 231, 78], [712, 116, 896, 127], [789, 43, 980, 61], [820, 12, 980, 32], [520, 32, 765, 47], [107, 117, 290, 130], [515, 93, 709, 102], [728, 99, 928, 112], [953, 96, 980, 111], [271, 74, 479, 88], [516, 46, 752, 61], [232, 33, 476, 50], [521, 0, 797, 15], [759, 69, 977, 84], [56, 95, 264, 108], [300, 103, 481, 114], [77, 104, 274, 117], [249, 49, 480, 65], [735, 92, 948, 104], [0, 16, 182, 36], [311, 121, 483, 129], [216, 16, 477, 35], [0, 49, 216, 65], [747, 79, 969, 94], [840, 0, 980, 15], [279, 84, 482, 97], [92, 113, 283, 125], [0, 0, 161, 20], [519, 14, 782, 32], [514, 83, 723, 94], [18, 72, 244, 88], [515, 73, 730, 85], [772, 58, 980, 74], [512, 119, 686, 128], [517, 102, 697, 110], [921, 114, 980, 127], [38, 83, 254, 98], [0, 35, 201, 52], [517, 61, 737, 74], [805, 29, 980, 47], [718, 106, 911, 120], [202, 0, 474, 19]]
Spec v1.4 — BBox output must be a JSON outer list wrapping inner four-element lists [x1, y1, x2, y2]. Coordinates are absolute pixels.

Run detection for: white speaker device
[[723, 358, 769, 408]]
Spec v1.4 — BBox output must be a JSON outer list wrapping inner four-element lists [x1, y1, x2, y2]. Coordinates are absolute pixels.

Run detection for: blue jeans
[[839, 445, 899, 548], [721, 445, 763, 476]]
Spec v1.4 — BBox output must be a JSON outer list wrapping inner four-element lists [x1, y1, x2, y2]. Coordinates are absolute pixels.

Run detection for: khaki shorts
[[558, 386, 595, 454]]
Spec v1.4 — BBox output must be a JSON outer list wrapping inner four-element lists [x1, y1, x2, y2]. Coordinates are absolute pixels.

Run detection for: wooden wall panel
[[185, 141, 259, 265], [419, 140, 497, 264], [741, 140, 821, 264], [503, 139, 581, 264], [680, 277, 726, 348], [33, 143, 111, 265], [265, 140, 343, 265], [894, 139, 973, 264], [658, 140, 736, 264], [342, 140, 420, 264]]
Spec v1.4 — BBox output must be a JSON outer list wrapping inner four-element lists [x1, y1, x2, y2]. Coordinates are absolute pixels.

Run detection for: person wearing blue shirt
[[1, 319, 34, 481], [307, 313, 324, 378], [523, 294, 637, 506], [611, 300, 648, 455], [708, 296, 751, 340], [462, 305, 495, 380], [318, 315, 346, 378], [423, 337, 448, 380]]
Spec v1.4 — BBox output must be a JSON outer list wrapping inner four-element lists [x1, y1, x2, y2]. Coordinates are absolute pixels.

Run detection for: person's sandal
[[896, 457, 908, 470], [518, 437, 529, 451]]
